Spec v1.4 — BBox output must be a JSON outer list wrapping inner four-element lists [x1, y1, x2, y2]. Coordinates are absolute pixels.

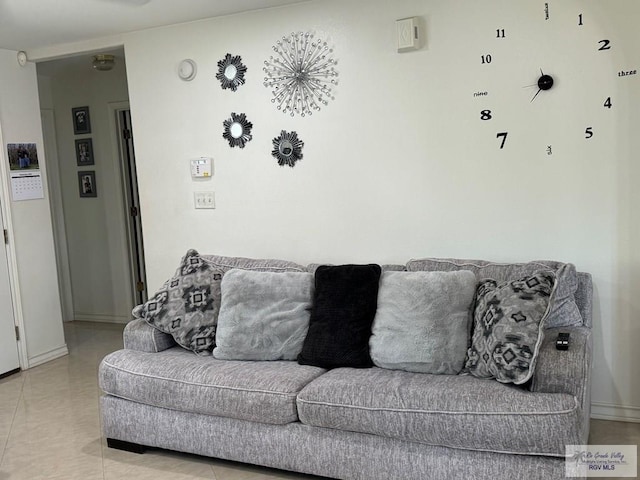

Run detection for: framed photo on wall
[[75, 138, 94, 166], [78, 171, 97, 198], [72, 106, 91, 135]]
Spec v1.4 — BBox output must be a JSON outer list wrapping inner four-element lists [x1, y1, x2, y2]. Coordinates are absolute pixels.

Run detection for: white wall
[[0, 49, 66, 367], [122, 0, 640, 420], [37, 55, 133, 323]]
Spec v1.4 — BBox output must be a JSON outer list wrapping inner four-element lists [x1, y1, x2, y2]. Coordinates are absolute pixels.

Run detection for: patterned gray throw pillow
[[133, 249, 222, 354], [465, 271, 556, 384]]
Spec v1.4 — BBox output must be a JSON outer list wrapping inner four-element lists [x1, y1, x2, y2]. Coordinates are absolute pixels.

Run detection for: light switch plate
[[194, 191, 215, 209]]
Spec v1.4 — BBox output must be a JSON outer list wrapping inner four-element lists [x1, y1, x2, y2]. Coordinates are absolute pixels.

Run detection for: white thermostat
[[190, 157, 212, 178], [396, 17, 421, 53]]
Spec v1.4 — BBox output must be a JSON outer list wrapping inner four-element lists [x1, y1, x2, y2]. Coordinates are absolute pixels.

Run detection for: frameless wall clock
[[468, 4, 622, 157]]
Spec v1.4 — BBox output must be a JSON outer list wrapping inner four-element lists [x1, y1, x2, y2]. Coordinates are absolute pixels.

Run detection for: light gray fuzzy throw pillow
[[370, 270, 477, 374], [213, 269, 313, 361]]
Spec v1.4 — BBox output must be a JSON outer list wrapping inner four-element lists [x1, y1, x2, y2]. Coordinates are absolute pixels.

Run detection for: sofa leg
[[107, 438, 146, 454]]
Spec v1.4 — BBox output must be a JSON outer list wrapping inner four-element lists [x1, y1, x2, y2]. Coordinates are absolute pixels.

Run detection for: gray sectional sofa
[[99, 254, 593, 480]]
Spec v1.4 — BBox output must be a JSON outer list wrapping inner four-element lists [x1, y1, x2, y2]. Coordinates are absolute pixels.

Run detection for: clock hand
[[531, 88, 543, 102]]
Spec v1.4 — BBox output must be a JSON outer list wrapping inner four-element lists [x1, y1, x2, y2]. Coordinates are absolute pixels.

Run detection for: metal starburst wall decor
[[216, 54, 247, 92], [272, 130, 304, 167], [222, 112, 253, 148], [263, 32, 338, 117]]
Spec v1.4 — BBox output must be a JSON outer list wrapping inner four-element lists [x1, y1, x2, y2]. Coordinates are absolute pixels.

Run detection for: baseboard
[[28, 344, 69, 368], [74, 312, 129, 324], [591, 402, 640, 423]]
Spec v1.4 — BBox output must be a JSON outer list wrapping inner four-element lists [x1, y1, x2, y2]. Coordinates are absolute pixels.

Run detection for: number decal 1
[[585, 127, 594, 139], [598, 40, 611, 51], [604, 97, 612, 109], [497, 132, 508, 149], [578, 14, 583, 26]]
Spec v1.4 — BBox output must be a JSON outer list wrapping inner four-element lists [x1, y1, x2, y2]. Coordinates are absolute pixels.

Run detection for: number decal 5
[[585, 127, 594, 139]]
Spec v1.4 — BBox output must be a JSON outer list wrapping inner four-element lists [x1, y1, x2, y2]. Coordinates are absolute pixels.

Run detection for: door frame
[[108, 101, 147, 308], [0, 121, 28, 369], [41, 109, 74, 322]]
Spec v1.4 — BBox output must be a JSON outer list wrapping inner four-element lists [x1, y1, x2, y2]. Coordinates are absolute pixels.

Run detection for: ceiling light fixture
[[92, 54, 115, 71]]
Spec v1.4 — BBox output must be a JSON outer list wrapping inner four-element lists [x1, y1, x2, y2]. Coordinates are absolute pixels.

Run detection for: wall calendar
[[6, 143, 44, 201]]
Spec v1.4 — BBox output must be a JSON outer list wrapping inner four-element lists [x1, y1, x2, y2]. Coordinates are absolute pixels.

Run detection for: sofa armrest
[[531, 326, 592, 396], [123, 318, 176, 353], [531, 326, 592, 441]]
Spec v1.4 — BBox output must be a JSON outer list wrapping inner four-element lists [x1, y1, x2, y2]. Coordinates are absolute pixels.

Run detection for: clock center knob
[[538, 74, 554, 91]]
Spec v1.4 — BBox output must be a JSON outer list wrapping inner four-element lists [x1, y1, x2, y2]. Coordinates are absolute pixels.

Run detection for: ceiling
[[0, 0, 310, 52]]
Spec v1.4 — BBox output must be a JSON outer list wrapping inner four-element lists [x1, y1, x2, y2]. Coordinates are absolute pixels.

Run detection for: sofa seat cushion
[[100, 348, 325, 425], [296, 367, 580, 456]]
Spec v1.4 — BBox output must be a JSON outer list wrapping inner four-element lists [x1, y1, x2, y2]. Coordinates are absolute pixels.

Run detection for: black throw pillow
[[297, 264, 382, 369]]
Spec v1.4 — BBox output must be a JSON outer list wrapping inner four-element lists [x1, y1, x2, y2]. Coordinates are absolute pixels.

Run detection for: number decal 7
[[497, 132, 508, 149]]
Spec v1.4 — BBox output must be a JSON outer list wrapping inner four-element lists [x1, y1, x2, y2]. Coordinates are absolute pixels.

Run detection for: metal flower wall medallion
[[216, 54, 247, 91], [223, 113, 253, 148], [272, 131, 303, 167], [263, 32, 338, 117]]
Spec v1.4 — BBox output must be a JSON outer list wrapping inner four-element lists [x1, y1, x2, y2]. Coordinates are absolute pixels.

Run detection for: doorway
[[38, 48, 146, 324]]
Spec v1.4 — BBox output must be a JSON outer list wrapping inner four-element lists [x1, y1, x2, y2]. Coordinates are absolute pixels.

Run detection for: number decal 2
[[497, 132, 508, 149], [598, 40, 611, 51]]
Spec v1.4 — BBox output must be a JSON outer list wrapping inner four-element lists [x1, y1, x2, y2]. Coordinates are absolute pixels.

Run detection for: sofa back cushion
[[369, 270, 476, 374], [213, 269, 313, 361], [406, 258, 583, 328], [298, 264, 381, 369]]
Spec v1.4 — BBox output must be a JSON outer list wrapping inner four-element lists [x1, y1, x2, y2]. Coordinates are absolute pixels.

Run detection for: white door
[[0, 199, 19, 376]]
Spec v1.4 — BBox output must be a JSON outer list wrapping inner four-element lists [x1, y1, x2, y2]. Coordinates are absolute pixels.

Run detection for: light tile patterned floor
[[0, 321, 638, 479]]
